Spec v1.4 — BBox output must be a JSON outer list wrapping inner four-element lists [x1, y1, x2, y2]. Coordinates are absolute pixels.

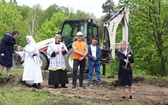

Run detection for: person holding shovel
[[117, 40, 134, 101]]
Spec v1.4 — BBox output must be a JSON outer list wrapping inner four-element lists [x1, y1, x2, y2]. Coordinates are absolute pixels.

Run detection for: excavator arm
[[102, 5, 130, 63]]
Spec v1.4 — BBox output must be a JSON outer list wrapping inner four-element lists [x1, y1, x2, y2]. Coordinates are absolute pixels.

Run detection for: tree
[[120, 0, 168, 76], [75, 10, 91, 18], [40, 4, 60, 24], [26, 4, 43, 36], [0, 0, 26, 45], [36, 12, 67, 41], [18, 5, 30, 20], [102, 0, 115, 21]]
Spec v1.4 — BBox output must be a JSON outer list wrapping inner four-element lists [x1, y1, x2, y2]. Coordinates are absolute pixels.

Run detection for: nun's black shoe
[[37, 83, 42, 89], [32, 84, 37, 88]]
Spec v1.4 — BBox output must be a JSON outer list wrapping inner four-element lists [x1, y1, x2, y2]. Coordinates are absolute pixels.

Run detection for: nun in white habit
[[22, 35, 43, 89], [47, 34, 69, 88]]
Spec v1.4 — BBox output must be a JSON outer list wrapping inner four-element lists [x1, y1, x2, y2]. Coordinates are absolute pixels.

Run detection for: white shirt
[[123, 50, 127, 56], [91, 45, 96, 57]]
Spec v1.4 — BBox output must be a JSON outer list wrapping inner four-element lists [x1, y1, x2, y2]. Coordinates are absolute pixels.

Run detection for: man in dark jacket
[[87, 38, 102, 86]]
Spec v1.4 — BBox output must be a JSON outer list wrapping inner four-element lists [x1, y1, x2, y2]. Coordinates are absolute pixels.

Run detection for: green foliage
[[74, 10, 91, 19], [0, 1, 28, 46], [40, 4, 60, 23], [102, 0, 116, 21], [18, 5, 30, 20], [0, 1, 21, 38], [119, 0, 168, 76], [104, 56, 119, 77], [0, 1, 99, 46], [26, 4, 43, 36], [40, 4, 96, 25], [36, 12, 67, 42]]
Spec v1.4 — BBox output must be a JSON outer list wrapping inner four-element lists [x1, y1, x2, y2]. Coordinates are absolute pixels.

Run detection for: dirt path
[[41, 78, 168, 105], [0, 73, 168, 105]]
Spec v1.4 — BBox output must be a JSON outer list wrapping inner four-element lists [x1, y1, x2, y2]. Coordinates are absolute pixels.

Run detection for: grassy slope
[[0, 67, 167, 105], [0, 88, 53, 105]]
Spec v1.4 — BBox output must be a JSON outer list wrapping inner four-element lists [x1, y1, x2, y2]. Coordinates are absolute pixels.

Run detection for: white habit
[[22, 36, 43, 84]]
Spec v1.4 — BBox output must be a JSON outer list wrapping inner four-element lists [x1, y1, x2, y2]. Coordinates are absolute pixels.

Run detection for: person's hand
[[83, 53, 87, 57], [128, 54, 131, 57], [12, 54, 15, 58], [55, 51, 59, 54], [1, 53, 4, 57], [124, 59, 129, 63], [93, 57, 97, 61], [20, 47, 25, 51], [79, 57, 84, 61], [62, 49, 65, 53]]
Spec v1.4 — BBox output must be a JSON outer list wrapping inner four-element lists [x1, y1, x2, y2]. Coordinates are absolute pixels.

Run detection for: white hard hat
[[76, 31, 83, 36]]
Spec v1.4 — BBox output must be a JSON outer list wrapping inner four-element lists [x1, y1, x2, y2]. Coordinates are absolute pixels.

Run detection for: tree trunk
[[160, 56, 166, 76]]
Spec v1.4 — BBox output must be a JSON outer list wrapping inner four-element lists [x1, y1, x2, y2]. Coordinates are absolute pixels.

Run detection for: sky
[[7, 0, 119, 18]]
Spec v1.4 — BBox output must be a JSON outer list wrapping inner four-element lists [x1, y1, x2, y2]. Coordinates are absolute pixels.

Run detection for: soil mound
[[133, 76, 168, 87]]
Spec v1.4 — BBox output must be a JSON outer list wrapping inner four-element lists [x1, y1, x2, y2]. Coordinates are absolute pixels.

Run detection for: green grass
[[101, 63, 168, 79], [133, 69, 168, 79], [0, 87, 54, 105], [0, 67, 23, 78]]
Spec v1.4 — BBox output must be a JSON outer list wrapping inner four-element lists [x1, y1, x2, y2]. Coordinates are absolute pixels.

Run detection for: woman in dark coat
[[0, 30, 19, 76], [117, 40, 134, 101]]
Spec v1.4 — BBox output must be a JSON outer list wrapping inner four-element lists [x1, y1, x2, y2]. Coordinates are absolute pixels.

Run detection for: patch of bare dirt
[[0, 76, 23, 87], [133, 76, 168, 87], [0, 73, 168, 105]]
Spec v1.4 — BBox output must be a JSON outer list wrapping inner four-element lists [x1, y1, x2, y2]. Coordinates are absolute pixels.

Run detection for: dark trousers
[[72, 59, 86, 86]]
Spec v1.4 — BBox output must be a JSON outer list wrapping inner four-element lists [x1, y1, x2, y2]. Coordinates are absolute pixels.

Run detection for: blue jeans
[[72, 59, 86, 86], [88, 62, 101, 83]]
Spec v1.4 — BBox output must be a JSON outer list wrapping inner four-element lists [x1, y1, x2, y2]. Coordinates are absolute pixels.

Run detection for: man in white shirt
[[87, 38, 102, 86]]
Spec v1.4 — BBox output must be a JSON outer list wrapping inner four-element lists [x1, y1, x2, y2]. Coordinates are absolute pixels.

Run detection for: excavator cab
[[61, 18, 99, 48]]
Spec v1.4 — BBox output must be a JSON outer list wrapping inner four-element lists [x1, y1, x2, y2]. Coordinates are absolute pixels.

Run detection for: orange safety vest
[[73, 41, 87, 60]]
